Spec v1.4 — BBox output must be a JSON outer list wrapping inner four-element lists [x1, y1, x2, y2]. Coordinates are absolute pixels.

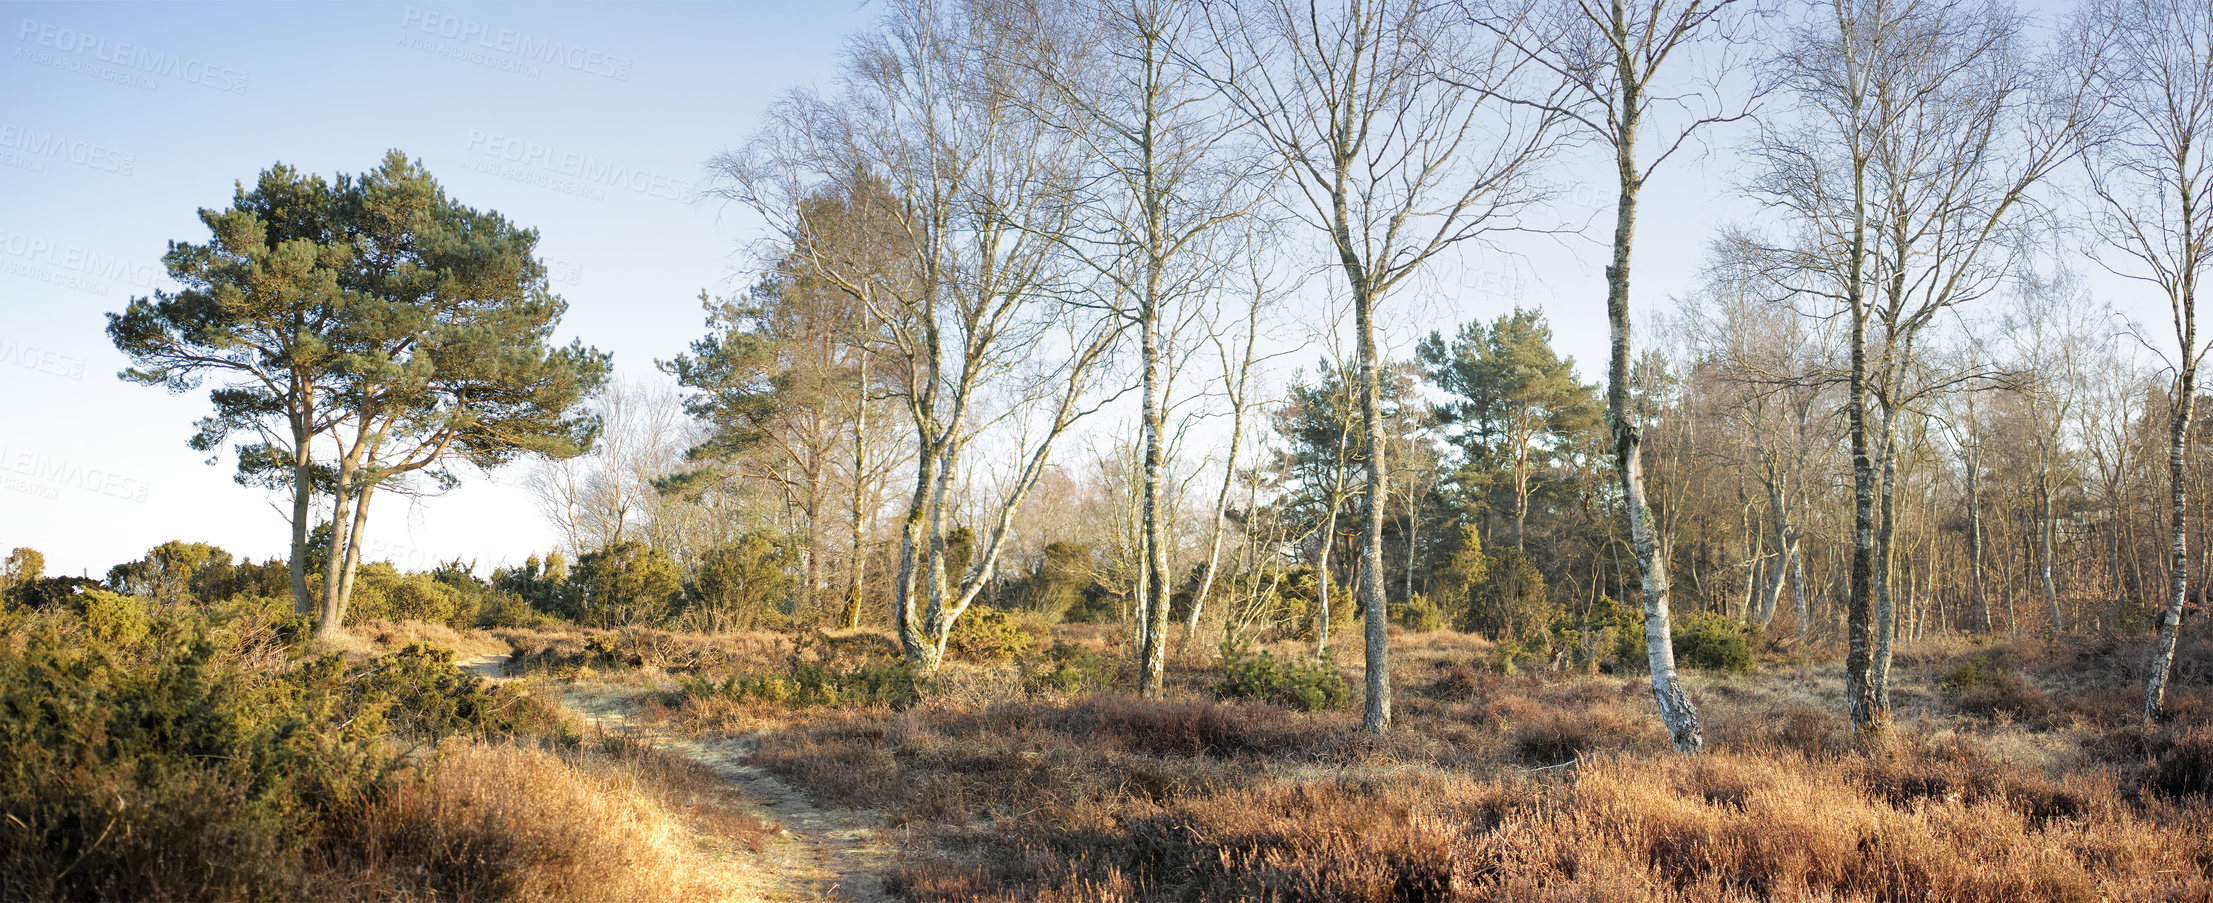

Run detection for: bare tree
[[2071, 0, 2213, 725], [714, 0, 1122, 672], [1211, 0, 1564, 733], [1465, 0, 1758, 752], [1750, 0, 2091, 734], [527, 377, 696, 558], [1014, 0, 1263, 697]]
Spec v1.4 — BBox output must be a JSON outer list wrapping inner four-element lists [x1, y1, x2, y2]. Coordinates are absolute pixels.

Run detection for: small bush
[[681, 635, 924, 711], [947, 606, 1048, 662], [1672, 613, 1756, 673], [1390, 592, 1446, 632], [1213, 638, 1347, 711]]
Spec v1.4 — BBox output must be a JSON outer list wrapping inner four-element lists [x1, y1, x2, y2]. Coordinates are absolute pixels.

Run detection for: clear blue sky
[[1, 1, 867, 577]]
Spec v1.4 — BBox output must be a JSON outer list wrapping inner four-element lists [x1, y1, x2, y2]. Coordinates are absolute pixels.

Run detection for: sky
[[0, 0, 2105, 580]]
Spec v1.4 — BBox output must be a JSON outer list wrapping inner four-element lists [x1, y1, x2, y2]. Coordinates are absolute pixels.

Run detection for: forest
[[8, 0, 2213, 899]]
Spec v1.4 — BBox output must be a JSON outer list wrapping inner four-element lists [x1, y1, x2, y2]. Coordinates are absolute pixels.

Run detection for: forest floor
[[462, 651, 896, 903]]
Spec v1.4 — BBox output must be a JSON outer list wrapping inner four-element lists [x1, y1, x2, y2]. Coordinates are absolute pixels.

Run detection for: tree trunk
[[1184, 381, 1249, 652], [1606, 116, 1700, 752], [1354, 281, 1392, 735], [288, 442, 314, 618], [1139, 300, 1173, 698], [335, 482, 378, 624], [1315, 480, 1340, 654], [2039, 442, 2064, 631], [1758, 480, 1791, 624], [843, 402, 869, 630], [1968, 443, 1990, 632], [314, 458, 360, 639], [1871, 410, 1900, 715], [2146, 385, 2197, 724]]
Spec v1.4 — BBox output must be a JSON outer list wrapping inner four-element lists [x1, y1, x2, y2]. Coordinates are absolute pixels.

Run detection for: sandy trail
[[461, 652, 894, 903]]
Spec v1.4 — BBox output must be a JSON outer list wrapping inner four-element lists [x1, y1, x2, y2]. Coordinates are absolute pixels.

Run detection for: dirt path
[[461, 651, 893, 902], [561, 683, 896, 903], [455, 650, 889, 898]]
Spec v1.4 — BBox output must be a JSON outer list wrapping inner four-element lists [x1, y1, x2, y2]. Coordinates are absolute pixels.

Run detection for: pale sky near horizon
[[0, 0, 2113, 580]]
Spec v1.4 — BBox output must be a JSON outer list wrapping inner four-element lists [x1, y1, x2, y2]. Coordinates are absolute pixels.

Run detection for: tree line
[[107, 0, 2213, 747]]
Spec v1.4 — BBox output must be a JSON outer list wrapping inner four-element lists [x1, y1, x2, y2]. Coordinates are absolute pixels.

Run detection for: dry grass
[[318, 739, 772, 902], [706, 623, 2213, 902], [339, 618, 512, 661]]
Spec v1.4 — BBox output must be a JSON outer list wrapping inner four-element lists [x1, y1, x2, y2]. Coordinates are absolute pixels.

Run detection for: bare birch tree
[[2071, 0, 2213, 725], [1210, 0, 1565, 733], [1751, 0, 2092, 733], [1014, 0, 1262, 697], [1465, 0, 1758, 752], [713, 0, 1120, 672]]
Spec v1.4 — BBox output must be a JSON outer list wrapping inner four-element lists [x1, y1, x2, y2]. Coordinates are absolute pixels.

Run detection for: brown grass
[[317, 739, 771, 902], [706, 623, 2213, 902]]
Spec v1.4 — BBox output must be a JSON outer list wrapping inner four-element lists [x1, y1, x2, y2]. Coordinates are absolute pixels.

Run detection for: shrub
[[570, 541, 682, 627], [1459, 548, 1560, 643], [691, 530, 799, 631], [1213, 638, 1347, 711], [947, 606, 1048, 662], [1672, 613, 1756, 673], [1940, 655, 2050, 719], [73, 587, 150, 645], [0, 605, 387, 900], [1009, 541, 1096, 621], [1020, 640, 1121, 696], [1391, 592, 1446, 632], [2145, 725, 2213, 798], [682, 633, 925, 711]]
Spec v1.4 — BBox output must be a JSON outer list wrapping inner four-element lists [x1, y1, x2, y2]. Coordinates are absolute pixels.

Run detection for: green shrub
[[1672, 613, 1756, 673], [947, 606, 1048, 662], [73, 587, 150, 645], [0, 604, 388, 900], [684, 658, 923, 710], [1391, 592, 1446, 632], [1213, 638, 1347, 711], [681, 632, 924, 710], [1459, 548, 1560, 643]]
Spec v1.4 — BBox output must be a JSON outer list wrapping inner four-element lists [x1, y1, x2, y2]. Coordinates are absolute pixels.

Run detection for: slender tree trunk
[[843, 400, 869, 630], [1315, 479, 1341, 654], [1968, 444, 1990, 632], [289, 441, 314, 618], [894, 445, 940, 666], [1139, 294, 1173, 698], [1184, 383, 1249, 652], [1871, 410, 1900, 715], [2146, 384, 2197, 724], [1793, 536, 1809, 629], [2038, 442, 2064, 631], [1842, 150, 1883, 735], [315, 456, 361, 639], [1758, 480, 1791, 624], [1606, 106, 1700, 752], [1354, 280, 1392, 734], [335, 482, 378, 623]]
